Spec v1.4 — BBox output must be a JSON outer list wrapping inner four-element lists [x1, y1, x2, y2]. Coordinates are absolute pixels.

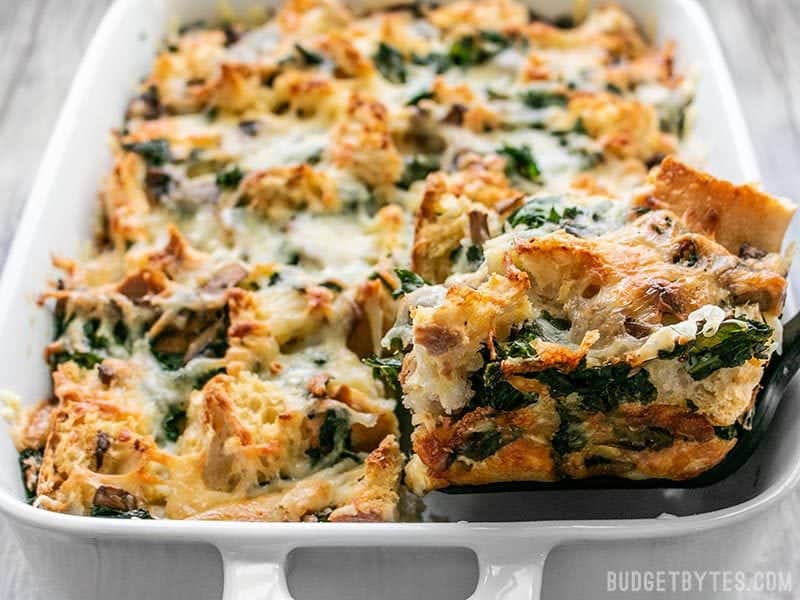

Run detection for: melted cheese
[[12, 0, 789, 512]]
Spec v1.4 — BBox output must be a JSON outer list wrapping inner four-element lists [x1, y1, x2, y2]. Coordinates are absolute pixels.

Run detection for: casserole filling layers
[[7, 0, 792, 517], [398, 157, 793, 493]]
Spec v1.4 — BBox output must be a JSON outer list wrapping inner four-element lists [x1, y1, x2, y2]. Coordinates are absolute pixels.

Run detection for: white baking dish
[[1, 0, 797, 598]]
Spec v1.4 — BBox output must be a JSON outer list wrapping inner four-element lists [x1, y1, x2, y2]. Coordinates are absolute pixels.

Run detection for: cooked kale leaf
[[714, 424, 739, 440], [215, 165, 244, 189], [123, 138, 171, 166], [406, 89, 435, 106], [498, 144, 542, 183], [293, 44, 324, 66], [390, 268, 429, 299], [411, 52, 450, 73], [552, 405, 586, 455], [162, 405, 187, 442], [150, 349, 186, 371], [306, 409, 354, 467], [363, 354, 403, 399], [83, 318, 109, 350], [448, 31, 511, 67], [672, 318, 772, 381], [49, 351, 104, 370], [90, 505, 153, 519], [540, 310, 571, 331], [472, 362, 538, 411], [507, 196, 581, 229], [520, 90, 568, 109], [373, 42, 407, 83], [397, 155, 440, 189], [525, 361, 656, 412], [455, 428, 503, 461]]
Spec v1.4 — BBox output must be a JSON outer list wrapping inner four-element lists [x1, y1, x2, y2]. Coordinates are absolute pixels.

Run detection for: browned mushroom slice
[[200, 263, 249, 294], [92, 485, 139, 512], [150, 308, 229, 369]]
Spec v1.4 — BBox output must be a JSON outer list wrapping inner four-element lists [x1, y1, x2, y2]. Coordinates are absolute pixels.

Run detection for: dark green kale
[[293, 44, 324, 66], [397, 155, 440, 189], [390, 268, 429, 299], [18, 448, 43, 501], [411, 52, 451, 73], [319, 281, 343, 293], [150, 350, 185, 371], [113, 320, 129, 347], [362, 354, 403, 399], [469, 318, 578, 411], [466, 244, 484, 265], [306, 409, 355, 467], [162, 405, 187, 442], [123, 138, 171, 166], [194, 367, 225, 390], [406, 89, 435, 106], [495, 324, 539, 359], [714, 424, 739, 440], [451, 243, 485, 270], [498, 145, 543, 183], [525, 361, 656, 412], [540, 310, 571, 331], [680, 319, 772, 381], [472, 362, 538, 411], [520, 90, 568, 109], [373, 42, 407, 83], [53, 309, 74, 340], [507, 196, 581, 228], [552, 405, 586, 455], [215, 165, 244, 189], [83, 319, 109, 350], [448, 31, 511, 67], [570, 117, 589, 136], [659, 100, 692, 138], [49, 350, 104, 370], [455, 427, 508, 462], [90, 506, 153, 519], [551, 13, 576, 28]]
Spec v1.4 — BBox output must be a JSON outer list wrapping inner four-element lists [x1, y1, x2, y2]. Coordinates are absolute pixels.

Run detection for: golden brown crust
[[647, 156, 796, 254]]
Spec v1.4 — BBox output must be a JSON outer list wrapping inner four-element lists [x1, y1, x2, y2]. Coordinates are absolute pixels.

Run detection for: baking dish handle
[[470, 538, 556, 600], [219, 546, 293, 600]]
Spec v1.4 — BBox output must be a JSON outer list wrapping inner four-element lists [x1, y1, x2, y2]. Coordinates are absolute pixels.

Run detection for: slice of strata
[[394, 157, 794, 494]]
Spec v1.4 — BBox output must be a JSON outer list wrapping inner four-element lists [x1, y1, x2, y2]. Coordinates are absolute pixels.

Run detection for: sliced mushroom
[[94, 431, 111, 470], [183, 320, 225, 363], [92, 485, 138, 511], [468, 210, 490, 246], [201, 263, 249, 294]]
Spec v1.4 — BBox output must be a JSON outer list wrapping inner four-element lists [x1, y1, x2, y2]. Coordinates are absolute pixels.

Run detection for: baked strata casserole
[[6, 0, 794, 518]]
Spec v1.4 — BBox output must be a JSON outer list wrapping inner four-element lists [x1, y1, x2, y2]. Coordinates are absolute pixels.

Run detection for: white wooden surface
[[1, 1, 800, 598]]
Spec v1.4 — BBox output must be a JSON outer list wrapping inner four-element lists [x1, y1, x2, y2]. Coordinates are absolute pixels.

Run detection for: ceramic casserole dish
[[1, 0, 798, 598]]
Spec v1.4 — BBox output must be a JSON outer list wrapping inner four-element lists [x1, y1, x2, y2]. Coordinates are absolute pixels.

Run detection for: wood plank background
[[1, 1, 799, 598]]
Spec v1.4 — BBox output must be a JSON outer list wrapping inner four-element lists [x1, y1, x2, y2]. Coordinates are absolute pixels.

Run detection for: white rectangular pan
[[0, 1, 797, 598]]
